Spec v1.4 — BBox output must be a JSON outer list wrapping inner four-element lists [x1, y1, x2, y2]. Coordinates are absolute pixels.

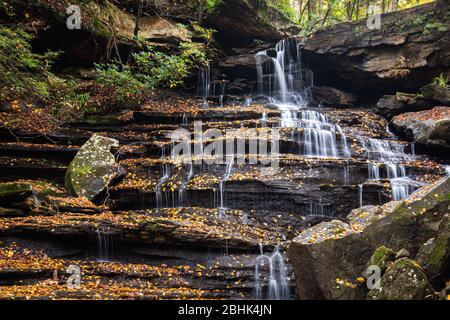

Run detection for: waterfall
[[198, 65, 211, 107], [155, 164, 171, 208], [178, 162, 194, 207], [255, 39, 310, 107], [358, 184, 364, 207], [359, 137, 419, 201], [95, 228, 121, 262], [218, 157, 234, 218], [254, 244, 289, 300], [271, 57, 288, 103], [298, 111, 348, 158], [255, 39, 350, 159]]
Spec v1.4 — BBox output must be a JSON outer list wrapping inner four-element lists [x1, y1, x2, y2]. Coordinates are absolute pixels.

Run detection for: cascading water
[[256, 39, 350, 159], [256, 39, 310, 121], [298, 111, 350, 158], [360, 137, 421, 202], [254, 244, 289, 300]]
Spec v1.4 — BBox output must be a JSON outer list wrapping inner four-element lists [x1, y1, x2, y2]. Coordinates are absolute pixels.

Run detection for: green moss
[[424, 235, 449, 275], [370, 246, 396, 269], [0, 182, 33, 199]]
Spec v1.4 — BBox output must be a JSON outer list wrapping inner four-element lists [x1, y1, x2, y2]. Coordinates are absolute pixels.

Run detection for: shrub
[[0, 26, 59, 102], [133, 43, 209, 89], [95, 64, 144, 102]]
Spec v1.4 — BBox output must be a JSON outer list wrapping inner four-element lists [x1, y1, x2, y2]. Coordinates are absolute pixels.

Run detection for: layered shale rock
[[376, 82, 450, 119], [302, 0, 450, 98], [392, 106, 450, 152]]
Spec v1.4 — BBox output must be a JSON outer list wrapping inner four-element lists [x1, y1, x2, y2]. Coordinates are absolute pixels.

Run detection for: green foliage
[[95, 64, 144, 101], [0, 26, 59, 102], [134, 50, 190, 89], [434, 73, 449, 88], [133, 43, 209, 89], [423, 21, 448, 35], [191, 23, 216, 46], [205, 0, 221, 13], [268, 0, 296, 21]]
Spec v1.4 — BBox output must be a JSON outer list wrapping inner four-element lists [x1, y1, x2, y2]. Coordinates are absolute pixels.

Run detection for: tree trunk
[[126, 0, 144, 65]]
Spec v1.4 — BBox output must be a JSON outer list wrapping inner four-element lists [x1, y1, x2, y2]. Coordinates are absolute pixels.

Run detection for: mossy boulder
[[367, 258, 433, 300], [65, 135, 124, 200], [364, 246, 396, 277], [418, 215, 450, 287]]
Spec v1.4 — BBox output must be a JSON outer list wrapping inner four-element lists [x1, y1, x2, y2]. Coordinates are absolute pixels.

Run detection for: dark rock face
[[206, 0, 298, 44], [311, 86, 357, 107], [421, 83, 450, 105], [391, 106, 450, 152], [302, 0, 450, 98], [376, 93, 436, 119], [376, 82, 450, 119], [288, 177, 450, 300]]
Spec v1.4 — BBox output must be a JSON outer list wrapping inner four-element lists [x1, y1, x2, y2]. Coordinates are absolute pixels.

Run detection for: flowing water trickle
[[368, 162, 380, 180], [178, 162, 194, 207], [254, 244, 289, 300], [218, 157, 234, 218], [358, 184, 364, 207], [198, 65, 211, 108], [155, 164, 171, 208]]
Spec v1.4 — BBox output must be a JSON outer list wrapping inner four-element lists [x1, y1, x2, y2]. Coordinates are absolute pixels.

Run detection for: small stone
[[396, 249, 411, 259]]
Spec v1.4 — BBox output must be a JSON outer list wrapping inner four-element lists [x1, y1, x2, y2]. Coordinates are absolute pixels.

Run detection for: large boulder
[[367, 258, 433, 300], [287, 177, 450, 300], [391, 106, 450, 151], [420, 82, 450, 105], [302, 0, 450, 98], [65, 135, 123, 200], [416, 214, 450, 287]]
